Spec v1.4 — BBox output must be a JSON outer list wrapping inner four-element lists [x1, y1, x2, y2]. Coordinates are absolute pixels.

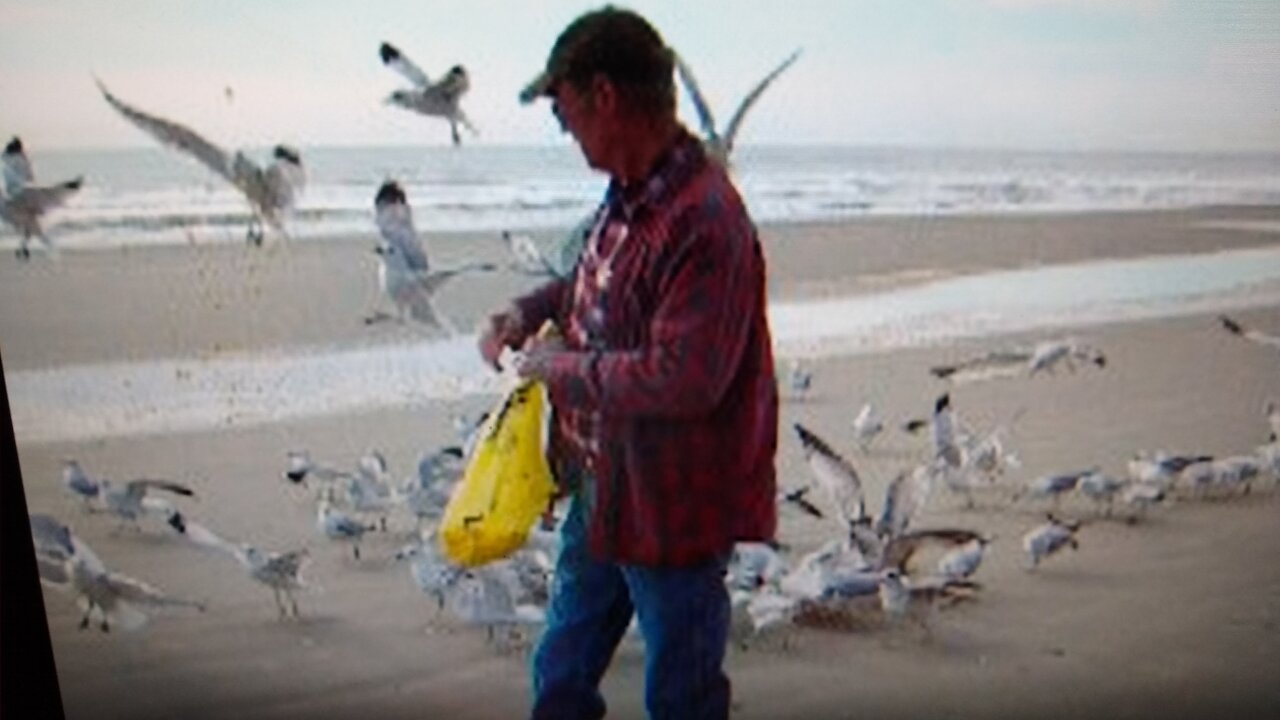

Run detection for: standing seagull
[[61, 460, 101, 511], [379, 42, 477, 146], [1, 137, 83, 259], [367, 180, 495, 332], [674, 49, 802, 167], [97, 80, 305, 245], [1219, 315, 1280, 351]]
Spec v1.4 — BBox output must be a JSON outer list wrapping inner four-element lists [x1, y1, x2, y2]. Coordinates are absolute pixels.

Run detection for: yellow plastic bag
[[439, 376, 557, 567]]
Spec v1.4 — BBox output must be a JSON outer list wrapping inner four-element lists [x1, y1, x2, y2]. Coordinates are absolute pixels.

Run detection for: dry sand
[[3, 206, 1279, 719]]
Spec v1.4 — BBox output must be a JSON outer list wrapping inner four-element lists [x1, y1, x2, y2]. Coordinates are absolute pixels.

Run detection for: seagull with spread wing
[[98, 477, 197, 534], [367, 180, 495, 332], [97, 80, 304, 245], [379, 42, 477, 146], [33, 513, 204, 632], [675, 49, 801, 167], [1, 137, 82, 259]]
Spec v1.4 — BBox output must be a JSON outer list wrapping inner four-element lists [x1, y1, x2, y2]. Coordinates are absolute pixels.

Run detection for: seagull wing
[[105, 571, 202, 610], [673, 52, 718, 142], [97, 80, 235, 184], [503, 232, 559, 276], [12, 177, 84, 215], [127, 478, 196, 499], [721, 49, 802, 156], [876, 467, 933, 538], [380, 42, 432, 88], [793, 422, 866, 525]]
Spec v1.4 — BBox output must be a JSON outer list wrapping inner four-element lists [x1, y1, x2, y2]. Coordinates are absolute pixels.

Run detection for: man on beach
[[477, 6, 779, 719]]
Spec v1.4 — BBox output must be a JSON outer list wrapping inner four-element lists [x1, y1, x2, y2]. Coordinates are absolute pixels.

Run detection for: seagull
[[1265, 401, 1280, 443], [727, 541, 790, 594], [500, 230, 563, 278], [379, 42, 477, 146], [61, 460, 101, 511], [98, 477, 196, 534], [317, 493, 375, 560], [1022, 515, 1080, 569], [930, 393, 964, 470], [935, 537, 990, 581], [929, 350, 1032, 383], [878, 528, 988, 575], [399, 446, 465, 529], [877, 568, 979, 636], [852, 403, 884, 451], [282, 450, 351, 491], [1120, 481, 1166, 522], [1219, 315, 1280, 351], [929, 340, 1105, 382], [178, 520, 311, 620], [1, 137, 82, 259], [1028, 339, 1107, 376], [1128, 451, 1214, 490], [446, 567, 546, 643], [366, 180, 496, 332], [1077, 471, 1127, 516], [784, 359, 812, 399], [1018, 467, 1097, 506], [674, 49, 802, 168], [97, 79, 305, 245], [36, 516, 204, 631], [793, 422, 866, 530], [395, 530, 464, 616]]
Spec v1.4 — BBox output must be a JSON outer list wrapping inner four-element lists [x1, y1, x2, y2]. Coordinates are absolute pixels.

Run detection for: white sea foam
[[6, 145, 1278, 251], [7, 246, 1280, 445]]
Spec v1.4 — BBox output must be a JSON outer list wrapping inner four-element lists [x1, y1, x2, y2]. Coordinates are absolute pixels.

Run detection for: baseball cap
[[519, 5, 673, 104]]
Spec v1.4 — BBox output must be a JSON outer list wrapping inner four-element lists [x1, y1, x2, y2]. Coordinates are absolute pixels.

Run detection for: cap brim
[[518, 70, 554, 105]]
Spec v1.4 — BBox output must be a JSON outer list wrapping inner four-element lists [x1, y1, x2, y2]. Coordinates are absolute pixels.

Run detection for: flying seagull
[[97, 79, 305, 245], [380, 42, 477, 146], [675, 49, 802, 167], [1219, 315, 1280, 351], [367, 180, 495, 332], [1, 137, 82, 259]]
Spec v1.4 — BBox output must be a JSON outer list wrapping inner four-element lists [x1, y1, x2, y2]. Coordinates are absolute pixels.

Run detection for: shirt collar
[[603, 128, 707, 222]]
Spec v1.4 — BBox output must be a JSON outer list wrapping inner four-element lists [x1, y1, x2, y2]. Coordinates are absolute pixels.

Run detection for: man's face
[[550, 80, 609, 171]]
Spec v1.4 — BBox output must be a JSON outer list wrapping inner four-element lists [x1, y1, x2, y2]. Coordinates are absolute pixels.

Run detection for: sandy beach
[[4, 206, 1280, 719]]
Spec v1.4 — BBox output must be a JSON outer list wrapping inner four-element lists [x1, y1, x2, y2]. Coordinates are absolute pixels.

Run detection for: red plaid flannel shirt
[[512, 131, 778, 567]]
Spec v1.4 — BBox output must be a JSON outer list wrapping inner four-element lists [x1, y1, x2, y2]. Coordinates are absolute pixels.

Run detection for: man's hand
[[514, 333, 568, 382], [478, 306, 527, 370]]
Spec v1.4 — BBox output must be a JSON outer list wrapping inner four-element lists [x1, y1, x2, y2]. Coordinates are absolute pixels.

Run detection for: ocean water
[[14, 144, 1280, 249]]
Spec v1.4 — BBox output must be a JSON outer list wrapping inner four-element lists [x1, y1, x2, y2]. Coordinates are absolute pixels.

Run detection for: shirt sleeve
[[543, 197, 763, 419], [512, 277, 571, 340]]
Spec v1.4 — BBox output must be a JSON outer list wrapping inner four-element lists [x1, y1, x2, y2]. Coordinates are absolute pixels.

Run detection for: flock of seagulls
[[715, 315, 1280, 645]]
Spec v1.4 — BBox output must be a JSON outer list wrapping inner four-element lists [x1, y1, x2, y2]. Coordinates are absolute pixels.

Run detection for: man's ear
[[590, 74, 618, 116]]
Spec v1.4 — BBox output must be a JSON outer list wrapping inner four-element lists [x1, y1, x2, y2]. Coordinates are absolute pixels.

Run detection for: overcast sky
[[1, 0, 1277, 152]]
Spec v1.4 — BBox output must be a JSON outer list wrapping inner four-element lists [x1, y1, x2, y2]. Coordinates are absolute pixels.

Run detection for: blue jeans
[[530, 495, 731, 720]]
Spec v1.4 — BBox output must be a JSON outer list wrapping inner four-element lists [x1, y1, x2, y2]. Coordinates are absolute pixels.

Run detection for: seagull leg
[[288, 591, 300, 619], [450, 121, 461, 147], [273, 588, 285, 619], [352, 543, 361, 561]]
